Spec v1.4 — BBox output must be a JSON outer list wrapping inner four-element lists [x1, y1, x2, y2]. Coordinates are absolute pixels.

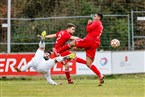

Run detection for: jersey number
[[56, 33, 62, 44]]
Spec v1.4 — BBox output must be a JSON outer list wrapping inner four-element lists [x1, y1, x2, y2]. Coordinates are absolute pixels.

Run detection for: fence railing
[[0, 15, 130, 53], [131, 10, 145, 50]]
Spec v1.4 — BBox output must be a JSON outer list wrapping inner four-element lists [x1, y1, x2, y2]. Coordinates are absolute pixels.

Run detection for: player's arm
[[86, 20, 97, 32], [45, 72, 61, 85], [70, 36, 79, 40], [45, 34, 56, 38]]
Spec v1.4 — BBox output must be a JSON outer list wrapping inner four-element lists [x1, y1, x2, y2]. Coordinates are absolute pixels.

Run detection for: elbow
[[86, 27, 92, 32], [86, 29, 91, 32]]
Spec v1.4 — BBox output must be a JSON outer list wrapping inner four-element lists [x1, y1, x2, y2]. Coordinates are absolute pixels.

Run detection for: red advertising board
[[0, 54, 76, 76]]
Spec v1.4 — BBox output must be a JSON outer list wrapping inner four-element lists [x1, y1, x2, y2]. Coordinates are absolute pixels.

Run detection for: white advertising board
[[112, 51, 144, 74], [76, 51, 112, 75]]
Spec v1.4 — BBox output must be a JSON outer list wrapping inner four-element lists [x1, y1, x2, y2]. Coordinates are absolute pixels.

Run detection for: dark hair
[[67, 23, 76, 28], [97, 13, 103, 20]]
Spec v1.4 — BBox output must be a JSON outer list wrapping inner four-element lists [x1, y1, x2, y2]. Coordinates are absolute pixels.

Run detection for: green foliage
[[78, 0, 99, 15], [3, 0, 144, 52], [100, 17, 128, 51]]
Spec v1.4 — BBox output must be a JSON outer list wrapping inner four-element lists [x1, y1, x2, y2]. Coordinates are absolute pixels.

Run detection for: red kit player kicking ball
[[55, 13, 104, 86], [45, 23, 87, 84]]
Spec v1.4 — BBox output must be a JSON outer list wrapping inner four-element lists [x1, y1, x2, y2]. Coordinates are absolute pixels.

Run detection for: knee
[[64, 64, 70, 69], [86, 61, 92, 68], [86, 64, 91, 68], [69, 41, 75, 47]]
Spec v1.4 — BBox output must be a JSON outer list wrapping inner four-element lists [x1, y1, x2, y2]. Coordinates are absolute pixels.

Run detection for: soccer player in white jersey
[[15, 31, 75, 85]]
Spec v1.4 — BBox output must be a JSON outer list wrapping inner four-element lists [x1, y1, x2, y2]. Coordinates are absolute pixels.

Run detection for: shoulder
[[63, 30, 71, 36], [97, 20, 102, 24], [56, 30, 65, 35], [94, 20, 102, 25]]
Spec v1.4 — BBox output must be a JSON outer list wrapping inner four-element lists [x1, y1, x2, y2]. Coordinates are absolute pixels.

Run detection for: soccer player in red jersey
[[45, 23, 87, 84], [56, 13, 104, 86]]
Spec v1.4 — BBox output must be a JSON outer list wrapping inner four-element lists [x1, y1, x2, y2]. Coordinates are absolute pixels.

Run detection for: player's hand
[[53, 82, 62, 85], [88, 20, 92, 24], [57, 82, 62, 85]]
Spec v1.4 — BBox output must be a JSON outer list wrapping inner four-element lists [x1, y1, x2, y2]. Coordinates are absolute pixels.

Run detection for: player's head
[[66, 23, 76, 34], [44, 52, 51, 60], [94, 13, 103, 21]]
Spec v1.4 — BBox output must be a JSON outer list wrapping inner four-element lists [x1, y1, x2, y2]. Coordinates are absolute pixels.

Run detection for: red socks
[[65, 68, 72, 83], [90, 64, 101, 78], [75, 57, 86, 65], [57, 44, 71, 53]]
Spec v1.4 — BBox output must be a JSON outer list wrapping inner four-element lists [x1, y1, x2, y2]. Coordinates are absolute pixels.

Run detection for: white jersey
[[31, 49, 55, 73], [20, 49, 58, 85]]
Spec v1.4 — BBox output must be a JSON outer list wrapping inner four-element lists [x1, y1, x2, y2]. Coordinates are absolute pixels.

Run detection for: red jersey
[[54, 30, 72, 49], [86, 20, 103, 45]]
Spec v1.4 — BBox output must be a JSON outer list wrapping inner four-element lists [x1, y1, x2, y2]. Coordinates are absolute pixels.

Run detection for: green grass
[[0, 75, 145, 97]]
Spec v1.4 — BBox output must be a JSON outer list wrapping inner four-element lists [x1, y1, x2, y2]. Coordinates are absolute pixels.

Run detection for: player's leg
[[58, 39, 87, 65], [47, 49, 73, 84], [57, 40, 76, 53], [86, 48, 104, 86], [34, 41, 45, 60], [21, 60, 33, 71], [47, 55, 75, 84], [59, 51, 75, 84], [15, 60, 33, 72], [72, 38, 89, 65], [53, 53, 75, 63], [15, 31, 46, 72], [37, 31, 47, 51], [63, 61, 74, 84], [60, 51, 73, 84], [74, 38, 104, 85], [75, 57, 86, 65], [76, 39, 104, 85], [59, 51, 76, 84], [34, 31, 46, 59]]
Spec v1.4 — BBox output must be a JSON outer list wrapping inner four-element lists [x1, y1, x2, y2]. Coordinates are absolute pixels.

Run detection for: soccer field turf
[[0, 76, 145, 97]]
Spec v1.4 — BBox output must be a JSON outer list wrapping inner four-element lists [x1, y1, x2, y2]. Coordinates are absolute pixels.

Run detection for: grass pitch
[[0, 75, 145, 97]]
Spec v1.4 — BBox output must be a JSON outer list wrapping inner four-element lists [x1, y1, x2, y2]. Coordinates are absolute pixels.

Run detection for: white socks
[[39, 41, 45, 48], [55, 57, 64, 62]]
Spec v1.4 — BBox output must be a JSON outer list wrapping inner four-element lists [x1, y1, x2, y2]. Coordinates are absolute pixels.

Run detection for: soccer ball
[[110, 39, 120, 48]]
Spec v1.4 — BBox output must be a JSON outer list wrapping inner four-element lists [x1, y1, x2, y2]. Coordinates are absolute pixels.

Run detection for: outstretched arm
[[45, 34, 56, 38], [45, 72, 61, 85], [70, 36, 79, 40]]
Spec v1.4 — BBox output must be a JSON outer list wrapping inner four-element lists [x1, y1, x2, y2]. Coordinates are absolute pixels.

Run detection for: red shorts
[[50, 48, 71, 64], [50, 48, 71, 58], [59, 50, 71, 64], [55, 47, 71, 56], [74, 38, 100, 59]]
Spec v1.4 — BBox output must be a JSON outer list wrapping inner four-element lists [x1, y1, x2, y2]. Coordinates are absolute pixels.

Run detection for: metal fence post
[[128, 14, 131, 50], [131, 10, 134, 50], [7, 0, 11, 53]]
